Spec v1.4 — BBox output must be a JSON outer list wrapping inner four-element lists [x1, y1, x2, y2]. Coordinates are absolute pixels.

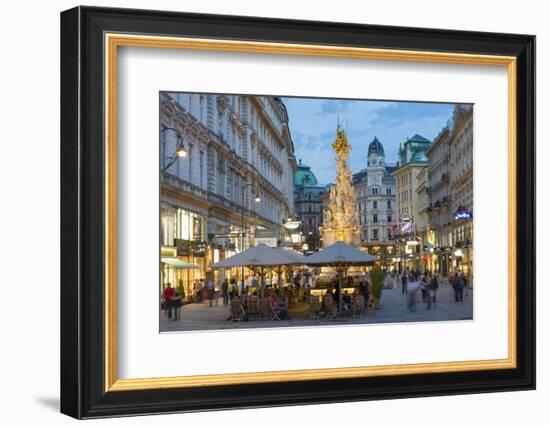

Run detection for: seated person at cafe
[[269, 290, 281, 319], [322, 291, 334, 311], [342, 290, 352, 315], [277, 289, 289, 320]]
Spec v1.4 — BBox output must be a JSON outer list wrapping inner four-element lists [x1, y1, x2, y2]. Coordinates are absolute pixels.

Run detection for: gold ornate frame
[[104, 33, 517, 392]]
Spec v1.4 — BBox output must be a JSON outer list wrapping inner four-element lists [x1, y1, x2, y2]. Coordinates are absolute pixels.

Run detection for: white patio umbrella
[[273, 247, 306, 286], [210, 244, 299, 268], [304, 242, 377, 310], [273, 247, 305, 263], [304, 242, 377, 266], [210, 244, 302, 297]]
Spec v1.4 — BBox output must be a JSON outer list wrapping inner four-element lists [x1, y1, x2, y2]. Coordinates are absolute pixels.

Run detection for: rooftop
[[294, 159, 319, 187]]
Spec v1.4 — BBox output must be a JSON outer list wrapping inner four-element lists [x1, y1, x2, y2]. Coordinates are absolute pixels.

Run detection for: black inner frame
[[60, 6, 535, 419]]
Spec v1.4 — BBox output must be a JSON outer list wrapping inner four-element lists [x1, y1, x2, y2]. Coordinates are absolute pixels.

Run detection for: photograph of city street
[[159, 92, 474, 332]]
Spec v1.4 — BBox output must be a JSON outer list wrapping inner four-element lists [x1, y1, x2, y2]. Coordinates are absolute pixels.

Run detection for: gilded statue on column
[[322, 125, 361, 246]]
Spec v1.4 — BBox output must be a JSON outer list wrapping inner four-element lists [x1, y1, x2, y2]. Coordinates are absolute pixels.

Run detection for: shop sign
[[400, 212, 413, 223], [284, 220, 301, 230], [400, 221, 414, 235], [454, 211, 473, 219], [174, 239, 207, 256]]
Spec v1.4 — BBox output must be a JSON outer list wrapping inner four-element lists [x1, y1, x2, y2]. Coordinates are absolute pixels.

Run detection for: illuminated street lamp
[[161, 127, 188, 170]]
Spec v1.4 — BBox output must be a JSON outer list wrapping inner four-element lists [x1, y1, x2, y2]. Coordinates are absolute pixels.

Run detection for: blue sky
[[281, 97, 456, 185]]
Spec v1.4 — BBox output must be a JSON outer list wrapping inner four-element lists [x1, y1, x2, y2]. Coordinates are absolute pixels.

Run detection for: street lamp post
[[240, 183, 261, 286], [161, 127, 188, 171]]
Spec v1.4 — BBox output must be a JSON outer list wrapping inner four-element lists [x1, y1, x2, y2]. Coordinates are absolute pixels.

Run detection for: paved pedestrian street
[[160, 281, 473, 332]]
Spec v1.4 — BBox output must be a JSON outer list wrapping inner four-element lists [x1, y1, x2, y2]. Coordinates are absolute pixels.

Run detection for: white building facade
[[426, 125, 453, 275], [449, 105, 474, 277], [392, 134, 431, 270], [160, 92, 296, 296], [293, 160, 326, 252], [353, 137, 397, 264]]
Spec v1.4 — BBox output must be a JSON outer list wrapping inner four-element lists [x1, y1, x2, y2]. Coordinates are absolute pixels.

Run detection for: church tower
[[368, 136, 385, 167]]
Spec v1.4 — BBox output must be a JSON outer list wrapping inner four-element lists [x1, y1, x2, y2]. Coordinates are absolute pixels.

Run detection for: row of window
[[399, 189, 413, 203], [358, 200, 393, 211], [361, 228, 391, 241], [359, 214, 392, 224], [161, 134, 206, 189], [300, 205, 322, 214], [398, 173, 413, 186], [357, 187, 392, 196]]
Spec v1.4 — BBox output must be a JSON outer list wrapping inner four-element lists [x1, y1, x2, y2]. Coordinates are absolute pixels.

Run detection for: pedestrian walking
[[407, 287, 417, 312], [454, 273, 464, 302], [462, 272, 470, 298], [163, 282, 176, 319], [221, 279, 229, 305], [420, 277, 428, 303], [401, 273, 408, 295], [429, 274, 439, 308], [207, 278, 215, 307]]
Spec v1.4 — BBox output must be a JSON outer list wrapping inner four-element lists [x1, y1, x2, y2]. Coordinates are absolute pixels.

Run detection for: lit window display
[[160, 205, 207, 300]]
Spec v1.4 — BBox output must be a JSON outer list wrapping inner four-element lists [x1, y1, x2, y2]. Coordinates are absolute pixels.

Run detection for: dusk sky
[[281, 97, 457, 185]]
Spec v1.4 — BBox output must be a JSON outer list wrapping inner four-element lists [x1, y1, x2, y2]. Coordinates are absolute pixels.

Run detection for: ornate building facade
[[424, 105, 474, 277], [427, 123, 453, 274], [160, 92, 296, 296], [415, 166, 434, 270], [449, 105, 474, 277], [392, 134, 431, 270], [353, 137, 397, 263], [293, 160, 326, 252]]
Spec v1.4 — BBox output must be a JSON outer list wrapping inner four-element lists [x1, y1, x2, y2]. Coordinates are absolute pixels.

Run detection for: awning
[[161, 258, 198, 269]]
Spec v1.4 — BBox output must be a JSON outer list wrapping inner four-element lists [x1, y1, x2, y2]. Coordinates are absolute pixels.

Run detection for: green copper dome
[[294, 160, 318, 186]]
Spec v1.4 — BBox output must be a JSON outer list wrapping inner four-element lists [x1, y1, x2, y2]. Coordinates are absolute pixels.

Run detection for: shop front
[[434, 247, 453, 276], [160, 204, 207, 301], [453, 244, 473, 287]]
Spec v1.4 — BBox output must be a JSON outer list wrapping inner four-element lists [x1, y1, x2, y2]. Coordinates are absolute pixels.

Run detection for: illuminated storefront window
[[160, 205, 207, 300], [174, 208, 205, 242]]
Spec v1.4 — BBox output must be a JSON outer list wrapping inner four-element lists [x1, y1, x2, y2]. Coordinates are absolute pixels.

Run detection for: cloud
[[317, 100, 351, 115], [282, 97, 456, 184]]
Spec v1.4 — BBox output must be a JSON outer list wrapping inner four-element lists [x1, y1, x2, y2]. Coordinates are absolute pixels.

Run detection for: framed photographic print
[[60, 6, 536, 419]]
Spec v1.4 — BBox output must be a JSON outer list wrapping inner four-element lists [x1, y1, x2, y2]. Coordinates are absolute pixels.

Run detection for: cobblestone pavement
[[160, 280, 473, 332]]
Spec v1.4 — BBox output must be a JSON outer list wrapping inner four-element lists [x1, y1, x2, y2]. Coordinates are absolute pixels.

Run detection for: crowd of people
[[395, 268, 470, 312], [162, 268, 471, 322], [316, 276, 371, 316]]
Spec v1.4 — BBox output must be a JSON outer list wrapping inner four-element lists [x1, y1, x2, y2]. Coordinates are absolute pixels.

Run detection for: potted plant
[[369, 266, 386, 308]]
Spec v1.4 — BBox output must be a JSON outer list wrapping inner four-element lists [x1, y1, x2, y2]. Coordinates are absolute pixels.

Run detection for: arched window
[[372, 187, 378, 195]]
